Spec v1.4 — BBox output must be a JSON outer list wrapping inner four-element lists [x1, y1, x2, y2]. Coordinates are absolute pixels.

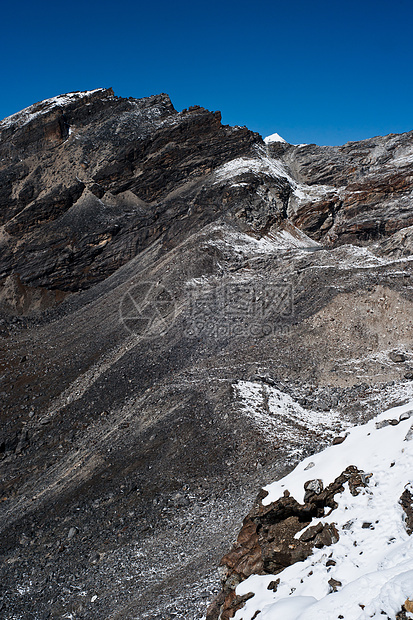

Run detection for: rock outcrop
[[209, 404, 413, 620], [0, 88, 262, 294], [207, 466, 368, 620]]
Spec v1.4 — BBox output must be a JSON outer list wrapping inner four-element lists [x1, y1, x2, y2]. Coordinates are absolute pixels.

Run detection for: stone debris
[[332, 435, 347, 445], [328, 577, 342, 592], [400, 488, 413, 535]]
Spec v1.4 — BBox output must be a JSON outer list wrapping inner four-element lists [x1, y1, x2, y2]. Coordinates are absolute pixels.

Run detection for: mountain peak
[[0, 88, 113, 130]]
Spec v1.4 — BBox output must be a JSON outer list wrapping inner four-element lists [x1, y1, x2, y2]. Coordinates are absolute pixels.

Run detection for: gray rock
[[389, 351, 407, 363], [328, 577, 342, 592], [304, 479, 324, 497], [304, 462, 315, 470], [67, 527, 77, 540], [404, 426, 413, 442]]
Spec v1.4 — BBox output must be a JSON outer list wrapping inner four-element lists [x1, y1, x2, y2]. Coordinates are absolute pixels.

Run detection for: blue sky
[[1, 0, 412, 145]]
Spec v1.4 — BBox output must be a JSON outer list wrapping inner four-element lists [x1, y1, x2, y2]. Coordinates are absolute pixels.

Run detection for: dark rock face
[[0, 88, 261, 295], [2, 88, 413, 301], [400, 488, 413, 534], [0, 89, 413, 619]]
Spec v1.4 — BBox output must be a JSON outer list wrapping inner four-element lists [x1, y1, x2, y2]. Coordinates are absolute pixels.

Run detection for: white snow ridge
[[0, 89, 106, 132], [233, 398, 413, 620]]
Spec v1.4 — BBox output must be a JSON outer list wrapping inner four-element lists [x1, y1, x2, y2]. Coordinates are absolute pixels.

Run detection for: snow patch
[[264, 133, 287, 144], [235, 381, 344, 447], [263, 399, 413, 504], [214, 153, 294, 186]]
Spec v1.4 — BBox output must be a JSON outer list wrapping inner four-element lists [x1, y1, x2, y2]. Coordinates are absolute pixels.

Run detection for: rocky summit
[[0, 88, 413, 619]]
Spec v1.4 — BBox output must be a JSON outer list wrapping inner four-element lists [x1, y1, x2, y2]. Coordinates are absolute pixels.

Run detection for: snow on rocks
[[234, 380, 343, 447], [263, 224, 320, 251], [213, 152, 295, 187], [0, 89, 107, 132], [389, 147, 413, 169], [204, 223, 320, 262], [213, 146, 339, 212], [230, 398, 413, 620]]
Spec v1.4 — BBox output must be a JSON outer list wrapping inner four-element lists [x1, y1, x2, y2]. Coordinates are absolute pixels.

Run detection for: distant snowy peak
[[264, 132, 287, 144]]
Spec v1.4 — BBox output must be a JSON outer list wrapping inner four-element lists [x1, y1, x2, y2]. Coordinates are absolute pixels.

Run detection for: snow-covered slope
[[233, 398, 413, 620]]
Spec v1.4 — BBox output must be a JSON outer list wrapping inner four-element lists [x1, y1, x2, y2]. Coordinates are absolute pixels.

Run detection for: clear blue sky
[[1, 0, 412, 145]]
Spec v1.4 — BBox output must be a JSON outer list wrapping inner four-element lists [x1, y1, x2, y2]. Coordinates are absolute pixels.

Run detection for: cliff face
[[279, 134, 413, 244], [0, 90, 413, 619], [0, 88, 259, 295]]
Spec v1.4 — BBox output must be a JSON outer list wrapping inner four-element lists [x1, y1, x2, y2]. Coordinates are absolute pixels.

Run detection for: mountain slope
[[0, 90, 413, 619]]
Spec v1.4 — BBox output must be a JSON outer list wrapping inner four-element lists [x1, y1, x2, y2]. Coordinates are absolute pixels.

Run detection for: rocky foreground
[[207, 397, 413, 620], [0, 89, 413, 619]]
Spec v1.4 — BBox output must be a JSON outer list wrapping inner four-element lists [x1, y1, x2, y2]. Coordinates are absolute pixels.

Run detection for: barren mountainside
[[0, 88, 413, 619]]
